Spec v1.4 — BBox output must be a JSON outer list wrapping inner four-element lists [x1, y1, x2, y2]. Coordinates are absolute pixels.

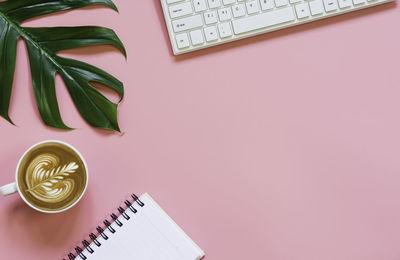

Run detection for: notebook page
[[80, 193, 204, 260], [141, 193, 205, 259]]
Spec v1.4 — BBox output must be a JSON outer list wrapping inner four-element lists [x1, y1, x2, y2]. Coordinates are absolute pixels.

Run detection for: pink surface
[[0, 1, 399, 259]]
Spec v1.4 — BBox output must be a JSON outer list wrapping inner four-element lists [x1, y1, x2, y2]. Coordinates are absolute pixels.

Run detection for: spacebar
[[232, 7, 295, 35]]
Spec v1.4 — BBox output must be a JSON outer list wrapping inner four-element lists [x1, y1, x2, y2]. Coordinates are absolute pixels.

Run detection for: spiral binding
[[64, 194, 145, 260]]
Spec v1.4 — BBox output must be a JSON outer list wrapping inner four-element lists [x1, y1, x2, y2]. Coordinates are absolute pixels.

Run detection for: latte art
[[18, 142, 87, 212], [26, 153, 78, 203]]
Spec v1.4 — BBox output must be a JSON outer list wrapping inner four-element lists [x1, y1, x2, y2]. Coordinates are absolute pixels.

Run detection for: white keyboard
[[160, 0, 394, 55]]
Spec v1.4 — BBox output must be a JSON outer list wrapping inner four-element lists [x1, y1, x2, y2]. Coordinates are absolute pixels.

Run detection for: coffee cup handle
[[0, 183, 18, 196]]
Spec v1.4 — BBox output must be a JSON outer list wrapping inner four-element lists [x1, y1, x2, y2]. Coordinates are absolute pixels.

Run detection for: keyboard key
[[208, 0, 222, 8], [167, 0, 184, 4], [218, 22, 233, 38], [353, 0, 365, 4], [223, 0, 236, 4], [246, 1, 260, 14], [204, 11, 218, 24], [169, 2, 193, 19], [194, 0, 207, 12], [260, 0, 274, 10], [190, 30, 205, 45], [218, 8, 232, 21], [172, 15, 203, 32], [323, 0, 338, 12], [338, 0, 352, 8], [295, 3, 310, 18], [176, 33, 190, 48], [275, 0, 289, 7], [232, 7, 295, 34], [204, 26, 219, 41], [309, 0, 324, 15], [232, 4, 246, 17]]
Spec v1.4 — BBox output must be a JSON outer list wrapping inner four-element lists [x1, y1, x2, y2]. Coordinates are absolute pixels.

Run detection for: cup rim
[[15, 140, 89, 214]]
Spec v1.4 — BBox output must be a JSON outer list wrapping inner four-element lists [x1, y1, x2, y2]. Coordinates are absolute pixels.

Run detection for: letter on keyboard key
[[260, 0, 274, 10], [208, 0, 222, 8], [218, 22, 233, 38], [232, 7, 295, 35], [172, 15, 203, 33], [204, 26, 219, 41], [218, 8, 232, 21], [295, 3, 310, 18], [246, 1, 260, 14], [323, 0, 338, 12], [204, 11, 218, 24], [194, 0, 207, 12], [232, 4, 246, 17], [309, 0, 324, 15], [169, 2, 193, 19], [176, 33, 190, 49]]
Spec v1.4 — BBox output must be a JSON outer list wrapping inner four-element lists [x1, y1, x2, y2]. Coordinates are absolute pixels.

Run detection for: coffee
[[17, 142, 87, 212]]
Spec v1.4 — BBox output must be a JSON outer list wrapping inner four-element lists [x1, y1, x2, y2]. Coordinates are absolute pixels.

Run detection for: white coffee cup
[[0, 140, 89, 213]]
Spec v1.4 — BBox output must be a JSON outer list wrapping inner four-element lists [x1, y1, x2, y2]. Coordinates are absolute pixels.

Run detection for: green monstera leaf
[[0, 0, 126, 131]]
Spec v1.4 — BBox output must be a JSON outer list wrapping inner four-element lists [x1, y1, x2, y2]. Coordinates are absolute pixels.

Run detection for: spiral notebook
[[65, 193, 204, 260]]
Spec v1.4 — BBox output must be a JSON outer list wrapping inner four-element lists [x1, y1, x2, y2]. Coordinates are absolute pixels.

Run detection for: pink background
[[0, 0, 399, 259]]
